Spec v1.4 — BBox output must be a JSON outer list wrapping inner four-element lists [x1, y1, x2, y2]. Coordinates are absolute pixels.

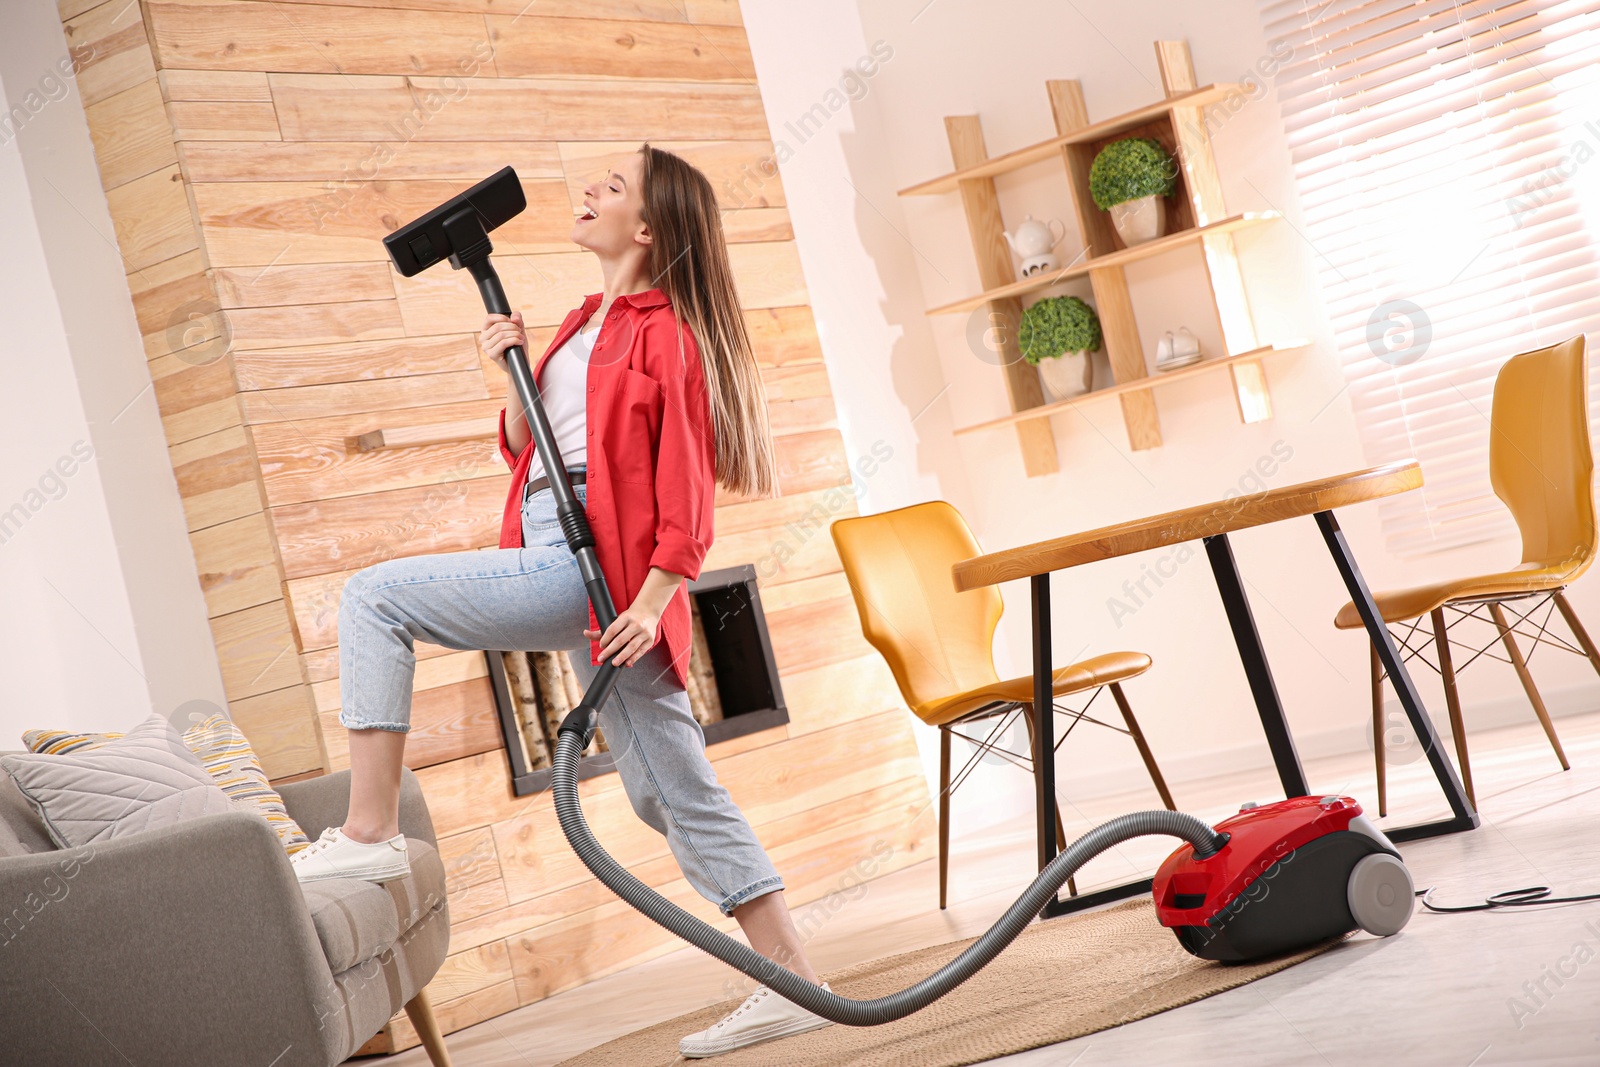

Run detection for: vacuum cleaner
[[383, 168, 1418, 1027]]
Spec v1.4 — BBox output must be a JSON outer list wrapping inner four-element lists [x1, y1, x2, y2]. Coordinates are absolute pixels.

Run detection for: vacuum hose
[[375, 191, 1230, 1028], [552, 715, 1227, 1026]]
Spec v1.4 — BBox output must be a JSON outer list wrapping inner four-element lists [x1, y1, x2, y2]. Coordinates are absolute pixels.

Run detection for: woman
[[287, 144, 833, 1058]]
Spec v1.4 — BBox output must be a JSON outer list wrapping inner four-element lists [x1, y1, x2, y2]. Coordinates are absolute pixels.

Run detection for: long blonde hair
[[637, 143, 780, 500]]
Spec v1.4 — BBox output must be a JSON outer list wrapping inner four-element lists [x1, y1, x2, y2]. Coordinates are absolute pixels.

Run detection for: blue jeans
[[337, 465, 784, 915]]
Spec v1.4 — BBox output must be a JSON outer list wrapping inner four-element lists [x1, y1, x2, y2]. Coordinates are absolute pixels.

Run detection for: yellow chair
[[831, 500, 1175, 909], [1335, 334, 1598, 814]]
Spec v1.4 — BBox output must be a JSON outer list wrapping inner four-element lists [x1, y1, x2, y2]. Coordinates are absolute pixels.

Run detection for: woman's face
[[571, 152, 650, 256]]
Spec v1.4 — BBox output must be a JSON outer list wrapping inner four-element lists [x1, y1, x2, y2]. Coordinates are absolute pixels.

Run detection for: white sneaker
[[289, 826, 410, 884], [679, 982, 835, 1058]]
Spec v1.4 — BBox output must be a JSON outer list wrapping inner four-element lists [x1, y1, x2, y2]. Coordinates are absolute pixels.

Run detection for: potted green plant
[[1088, 136, 1178, 246], [1020, 295, 1101, 401]]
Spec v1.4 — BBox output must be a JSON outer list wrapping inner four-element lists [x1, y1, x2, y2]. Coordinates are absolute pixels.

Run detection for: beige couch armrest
[[0, 810, 347, 1066]]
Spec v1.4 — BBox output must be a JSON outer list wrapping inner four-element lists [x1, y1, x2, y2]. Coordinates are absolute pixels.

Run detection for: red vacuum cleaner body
[[1153, 795, 1415, 962]]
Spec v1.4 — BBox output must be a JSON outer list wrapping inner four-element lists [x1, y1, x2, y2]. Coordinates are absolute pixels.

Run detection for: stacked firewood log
[[501, 596, 726, 772], [686, 593, 725, 726]]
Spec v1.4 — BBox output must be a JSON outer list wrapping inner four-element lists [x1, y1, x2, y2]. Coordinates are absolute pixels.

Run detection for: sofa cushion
[[0, 713, 233, 848], [21, 715, 313, 856], [178, 715, 313, 856], [0, 767, 55, 856], [298, 838, 447, 973]]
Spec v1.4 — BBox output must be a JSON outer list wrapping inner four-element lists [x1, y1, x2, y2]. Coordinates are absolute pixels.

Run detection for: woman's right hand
[[481, 311, 527, 374]]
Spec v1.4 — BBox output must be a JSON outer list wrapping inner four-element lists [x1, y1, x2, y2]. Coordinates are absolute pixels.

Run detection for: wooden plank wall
[[62, 0, 933, 1052]]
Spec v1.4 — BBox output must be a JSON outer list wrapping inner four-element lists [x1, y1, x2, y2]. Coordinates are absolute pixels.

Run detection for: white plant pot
[[1037, 350, 1094, 402], [1108, 194, 1167, 247]]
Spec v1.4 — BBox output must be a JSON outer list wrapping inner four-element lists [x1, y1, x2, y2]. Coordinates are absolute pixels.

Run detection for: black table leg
[[1315, 511, 1479, 839], [1032, 573, 1158, 919], [1204, 532, 1311, 798], [1030, 575, 1054, 886]]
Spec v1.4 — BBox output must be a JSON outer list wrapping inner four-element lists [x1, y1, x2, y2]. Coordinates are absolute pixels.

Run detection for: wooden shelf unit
[[953, 342, 1309, 436], [925, 211, 1280, 317], [900, 39, 1300, 468], [897, 83, 1246, 197]]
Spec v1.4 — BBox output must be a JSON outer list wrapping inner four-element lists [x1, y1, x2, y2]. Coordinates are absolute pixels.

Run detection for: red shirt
[[496, 286, 715, 692]]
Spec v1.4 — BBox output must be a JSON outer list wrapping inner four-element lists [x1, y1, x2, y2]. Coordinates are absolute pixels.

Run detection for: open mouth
[[577, 204, 598, 222]]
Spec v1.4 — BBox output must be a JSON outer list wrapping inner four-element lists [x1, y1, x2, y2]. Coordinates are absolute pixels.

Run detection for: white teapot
[[1003, 214, 1068, 277]]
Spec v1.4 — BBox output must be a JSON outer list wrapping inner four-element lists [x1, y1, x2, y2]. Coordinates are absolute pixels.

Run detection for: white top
[[526, 320, 599, 486]]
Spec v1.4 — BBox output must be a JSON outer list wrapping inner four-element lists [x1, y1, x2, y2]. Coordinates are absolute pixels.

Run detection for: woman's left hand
[[585, 604, 663, 667]]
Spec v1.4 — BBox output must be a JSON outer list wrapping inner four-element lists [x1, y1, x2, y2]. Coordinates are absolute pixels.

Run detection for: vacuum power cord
[[1417, 884, 1600, 913]]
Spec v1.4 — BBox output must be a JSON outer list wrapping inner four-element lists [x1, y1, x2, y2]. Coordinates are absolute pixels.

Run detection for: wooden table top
[[951, 461, 1422, 591]]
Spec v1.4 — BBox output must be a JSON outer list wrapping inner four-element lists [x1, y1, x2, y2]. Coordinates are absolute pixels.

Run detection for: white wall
[[744, 0, 1600, 829], [0, 0, 226, 745]]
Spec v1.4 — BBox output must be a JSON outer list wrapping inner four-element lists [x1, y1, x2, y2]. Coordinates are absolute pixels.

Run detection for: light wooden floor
[[376, 709, 1600, 1066]]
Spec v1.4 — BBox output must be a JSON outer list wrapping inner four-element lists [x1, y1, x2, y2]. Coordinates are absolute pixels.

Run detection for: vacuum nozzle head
[[383, 166, 526, 277]]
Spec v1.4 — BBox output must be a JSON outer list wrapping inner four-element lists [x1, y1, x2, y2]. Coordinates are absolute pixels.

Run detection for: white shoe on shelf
[[289, 826, 410, 884], [678, 982, 835, 1058]]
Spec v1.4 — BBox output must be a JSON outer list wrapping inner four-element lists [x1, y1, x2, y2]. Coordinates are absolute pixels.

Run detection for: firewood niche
[[486, 564, 790, 795]]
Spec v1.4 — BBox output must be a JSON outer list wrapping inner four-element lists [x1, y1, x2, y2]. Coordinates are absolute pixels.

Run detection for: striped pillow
[[21, 715, 312, 856], [22, 728, 123, 755], [180, 715, 313, 856]]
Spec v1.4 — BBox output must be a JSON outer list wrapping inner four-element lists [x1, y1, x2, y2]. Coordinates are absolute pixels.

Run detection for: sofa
[[0, 761, 454, 1066]]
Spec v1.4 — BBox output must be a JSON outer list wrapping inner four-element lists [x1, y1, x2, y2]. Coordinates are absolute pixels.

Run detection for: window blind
[[1257, 0, 1600, 556]]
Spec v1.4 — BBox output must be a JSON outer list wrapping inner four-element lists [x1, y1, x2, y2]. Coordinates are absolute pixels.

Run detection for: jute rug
[[556, 899, 1348, 1066]]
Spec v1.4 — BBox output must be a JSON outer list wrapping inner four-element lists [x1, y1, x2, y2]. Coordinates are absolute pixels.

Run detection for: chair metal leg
[[1553, 589, 1600, 680], [1489, 601, 1571, 771], [1431, 608, 1476, 810], [1021, 704, 1076, 897], [938, 725, 951, 910], [1371, 642, 1387, 818], [1108, 683, 1175, 811], [403, 987, 455, 1067]]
